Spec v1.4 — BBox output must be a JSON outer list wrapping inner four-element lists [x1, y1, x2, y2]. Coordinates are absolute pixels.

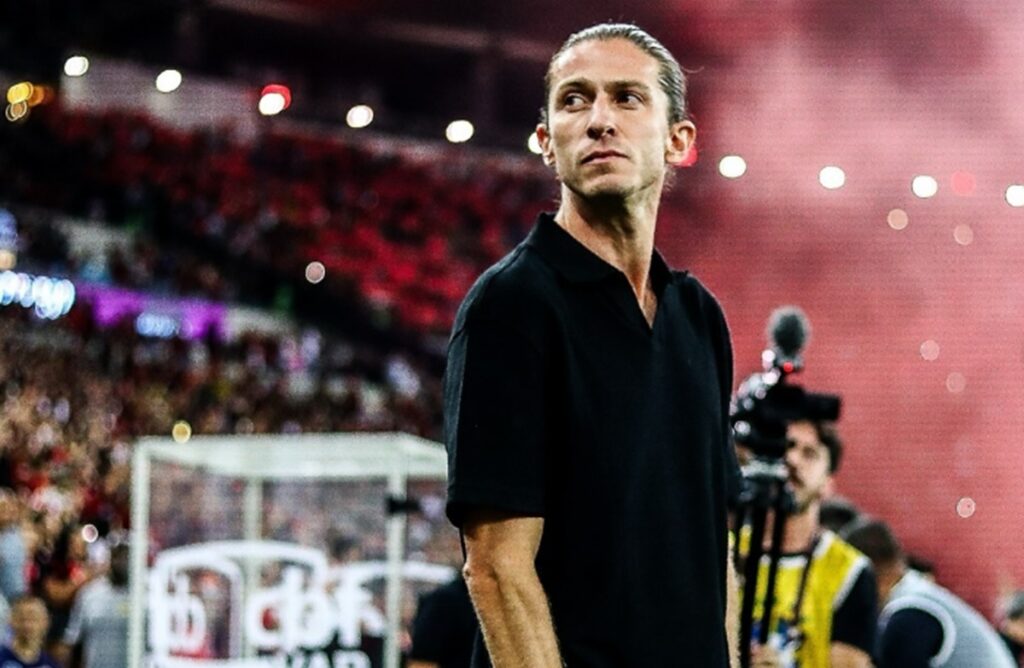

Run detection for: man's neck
[[877, 563, 908, 604], [555, 187, 660, 299], [776, 503, 821, 554]]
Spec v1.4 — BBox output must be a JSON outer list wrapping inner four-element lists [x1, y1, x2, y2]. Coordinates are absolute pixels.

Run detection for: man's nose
[[586, 96, 616, 139]]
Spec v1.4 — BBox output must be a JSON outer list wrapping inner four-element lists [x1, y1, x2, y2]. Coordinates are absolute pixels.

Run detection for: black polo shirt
[[444, 212, 742, 667]]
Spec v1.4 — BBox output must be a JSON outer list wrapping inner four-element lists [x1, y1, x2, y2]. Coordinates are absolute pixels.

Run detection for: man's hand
[[830, 641, 873, 668], [750, 643, 782, 668], [462, 509, 563, 668]]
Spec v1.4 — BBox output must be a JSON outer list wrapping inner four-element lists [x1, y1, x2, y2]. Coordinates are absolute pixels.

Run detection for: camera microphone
[[765, 306, 810, 374]]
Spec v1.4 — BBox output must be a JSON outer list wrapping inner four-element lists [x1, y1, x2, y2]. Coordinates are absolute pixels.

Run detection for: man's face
[[786, 421, 834, 512], [10, 599, 49, 646], [537, 38, 694, 202]]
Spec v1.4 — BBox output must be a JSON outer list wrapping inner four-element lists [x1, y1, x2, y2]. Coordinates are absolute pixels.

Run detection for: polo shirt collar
[[526, 212, 677, 292]]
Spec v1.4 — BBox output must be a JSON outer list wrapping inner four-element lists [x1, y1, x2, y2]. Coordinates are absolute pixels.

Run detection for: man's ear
[[536, 124, 555, 168], [665, 120, 696, 166]]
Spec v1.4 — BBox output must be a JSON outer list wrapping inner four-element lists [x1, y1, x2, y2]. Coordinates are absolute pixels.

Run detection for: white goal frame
[[130, 432, 448, 668]]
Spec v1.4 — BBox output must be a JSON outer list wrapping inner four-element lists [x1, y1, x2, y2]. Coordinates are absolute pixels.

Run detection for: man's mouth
[[582, 150, 626, 164]]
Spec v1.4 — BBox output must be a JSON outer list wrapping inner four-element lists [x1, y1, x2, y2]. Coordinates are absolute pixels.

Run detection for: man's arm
[[875, 608, 944, 668], [829, 642, 872, 668], [726, 539, 739, 667], [830, 566, 879, 668], [462, 509, 562, 668]]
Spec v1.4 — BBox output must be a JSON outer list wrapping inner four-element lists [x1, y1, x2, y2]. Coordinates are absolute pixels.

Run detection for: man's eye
[[620, 92, 643, 104], [563, 93, 586, 107]]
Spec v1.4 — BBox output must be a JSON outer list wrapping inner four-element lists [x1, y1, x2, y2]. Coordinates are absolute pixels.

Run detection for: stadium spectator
[[1000, 590, 1024, 665], [0, 595, 60, 668], [843, 518, 1016, 668], [0, 488, 28, 619], [59, 540, 130, 668]]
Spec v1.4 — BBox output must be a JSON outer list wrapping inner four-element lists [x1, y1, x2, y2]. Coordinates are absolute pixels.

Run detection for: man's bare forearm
[[726, 548, 739, 667], [465, 566, 563, 668]]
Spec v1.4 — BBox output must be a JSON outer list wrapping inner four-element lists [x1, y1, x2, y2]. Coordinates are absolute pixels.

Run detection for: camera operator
[[742, 419, 877, 668], [843, 519, 1016, 668]]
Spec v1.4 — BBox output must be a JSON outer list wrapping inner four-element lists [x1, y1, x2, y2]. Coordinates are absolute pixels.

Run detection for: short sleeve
[[878, 607, 943, 668], [409, 581, 477, 663], [832, 566, 879, 654], [705, 285, 744, 506], [444, 273, 551, 528]]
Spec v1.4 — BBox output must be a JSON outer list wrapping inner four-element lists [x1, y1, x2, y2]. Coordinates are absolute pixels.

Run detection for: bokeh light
[[64, 56, 90, 77], [172, 420, 192, 443], [946, 372, 966, 393], [346, 104, 374, 129], [305, 261, 326, 284], [155, 69, 182, 93], [956, 497, 976, 519], [818, 165, 846, 190], [6, 83, 33, 105], [951, 171, 976, 196], [718, 155, 747, 179], [920, 339, 940, 361], [887, 208, 909, 230], [259, 92, 287, 116], [81, 524, 99, 544], [1005, 184, 1024, 208], [527, 133, 542, 155], [446, 120, 474, 143], [4, 102, 29, 123], [912, 175, 939, 199], [953, 224, 974, 246]]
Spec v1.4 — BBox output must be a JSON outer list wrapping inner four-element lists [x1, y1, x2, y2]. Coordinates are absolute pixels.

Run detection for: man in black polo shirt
[[444, 22, 742, 667]]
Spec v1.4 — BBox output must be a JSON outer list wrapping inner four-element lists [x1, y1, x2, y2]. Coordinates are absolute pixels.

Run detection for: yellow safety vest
[[738, 529, 869, 668]]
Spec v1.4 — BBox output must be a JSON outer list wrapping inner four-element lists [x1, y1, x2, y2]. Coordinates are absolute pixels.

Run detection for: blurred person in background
[[445, 22, 741, 667], [745, 420, 877, 668], [1000, 591, 1024, 665], [57, 540, 130, 668], [0, 488, 28, 625], [843, 518, 1016, 668], [817, 496, 860, 535], [407, 575, 477, 668], [32, 523, 103, 656], [0, 595, 60, 667]]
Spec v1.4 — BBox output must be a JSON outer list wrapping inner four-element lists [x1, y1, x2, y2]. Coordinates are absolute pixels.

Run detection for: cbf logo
[[148, 541, 453, 668]]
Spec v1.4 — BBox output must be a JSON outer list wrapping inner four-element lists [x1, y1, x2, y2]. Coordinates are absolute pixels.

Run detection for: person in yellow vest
[[743, 419, 878, 668]]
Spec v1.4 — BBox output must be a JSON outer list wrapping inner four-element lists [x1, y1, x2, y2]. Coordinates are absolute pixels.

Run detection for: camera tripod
[[733, 456, 797, 668]]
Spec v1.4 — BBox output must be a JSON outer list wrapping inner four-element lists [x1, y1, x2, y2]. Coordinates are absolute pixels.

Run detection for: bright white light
[[155, 69, 182, 93], [527, 133, 543, 155], [956, 497, 976, 519], [1005, 184, 1024, 208], [305, 261, 326, 284], [346, 104, 374, 129], [64, 56, 89, 77], [912, 175, 939, 199], [259, 92, 287, 116], [818, 165, 846, 190], [446, 120, 474, 143], [718, 155, 747, 179]]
